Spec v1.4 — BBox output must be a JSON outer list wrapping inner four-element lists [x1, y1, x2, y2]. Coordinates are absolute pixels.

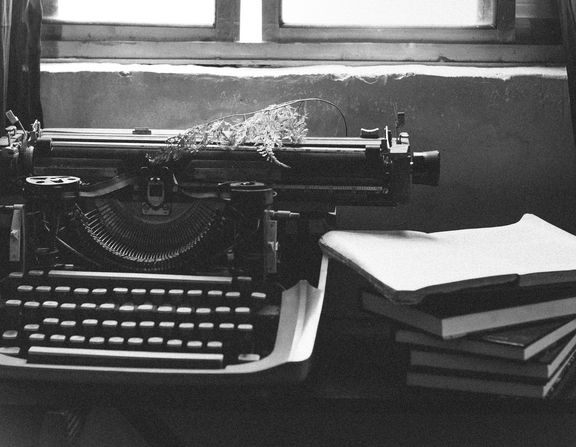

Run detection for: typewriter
[[0, 110, 439, 386]]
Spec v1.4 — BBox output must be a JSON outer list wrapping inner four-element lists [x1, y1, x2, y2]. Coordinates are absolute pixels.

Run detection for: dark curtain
[[1, 0, 43, 135], [559, 0, 576, 147]]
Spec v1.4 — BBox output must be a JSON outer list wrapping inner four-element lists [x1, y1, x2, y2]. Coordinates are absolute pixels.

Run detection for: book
[[406, 345, 576, 398], [408, 330, 576, 379], [395, 317, 576, 361], [362, 286, 576, 339], [319, 214, 576, 305]]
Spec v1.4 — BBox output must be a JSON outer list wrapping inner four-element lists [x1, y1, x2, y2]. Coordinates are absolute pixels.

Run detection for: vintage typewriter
[[0, 110, 439, 386]]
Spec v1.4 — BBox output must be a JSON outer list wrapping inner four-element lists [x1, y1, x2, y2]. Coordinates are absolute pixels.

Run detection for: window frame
[[262, 0, 516, 43], [41, 0, 239, 42], [39, 0, 564, 65]]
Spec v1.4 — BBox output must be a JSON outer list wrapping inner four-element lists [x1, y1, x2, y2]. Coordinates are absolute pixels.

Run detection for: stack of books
[[319, 214, 576, 398]]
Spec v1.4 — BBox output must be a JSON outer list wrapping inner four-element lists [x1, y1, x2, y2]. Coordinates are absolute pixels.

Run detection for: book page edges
[[322, 240, 518, 304]]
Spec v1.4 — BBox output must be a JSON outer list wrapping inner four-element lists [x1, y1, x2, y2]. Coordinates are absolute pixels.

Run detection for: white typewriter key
[[168, 289, 184, 306], [147, 337, 164, 351], [88, 337, 105, 349], [237, 353, 260, 363], [2, 330, 18, 345], [159, 321, 175, 337], [150, 289, 165, 306], [186, 341, 203, 352], [108, 336, 125, 350]]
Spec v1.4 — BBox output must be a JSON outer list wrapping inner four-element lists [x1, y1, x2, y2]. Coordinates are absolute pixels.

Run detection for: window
[[266, 0, 512, 42], [41, 0, 237, 41], [40, 0, 563, 64]]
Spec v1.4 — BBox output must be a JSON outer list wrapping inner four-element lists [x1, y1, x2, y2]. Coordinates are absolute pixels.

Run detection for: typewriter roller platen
[[0, 120, 439, 385]]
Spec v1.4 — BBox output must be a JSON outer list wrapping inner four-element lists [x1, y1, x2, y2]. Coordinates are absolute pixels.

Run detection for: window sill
[[40, 41, 565, 66]]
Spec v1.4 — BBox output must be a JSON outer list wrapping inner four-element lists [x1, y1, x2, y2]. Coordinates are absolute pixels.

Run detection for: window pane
[[281, 0, 495, 28], [47, 0, 216, 26]]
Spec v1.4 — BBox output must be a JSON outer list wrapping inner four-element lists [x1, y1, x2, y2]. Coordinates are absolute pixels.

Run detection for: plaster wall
[[40, 64, 576, 234]]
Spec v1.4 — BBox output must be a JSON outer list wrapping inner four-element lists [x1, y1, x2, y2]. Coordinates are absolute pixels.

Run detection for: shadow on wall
[[40, 64, 576, 233]]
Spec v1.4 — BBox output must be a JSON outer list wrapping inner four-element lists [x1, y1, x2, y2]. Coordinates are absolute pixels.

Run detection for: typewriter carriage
[[2, 118, 439, 286]]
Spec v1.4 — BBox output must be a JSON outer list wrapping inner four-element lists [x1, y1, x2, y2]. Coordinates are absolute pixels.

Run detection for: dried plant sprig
[[148, 100, 311, 168]]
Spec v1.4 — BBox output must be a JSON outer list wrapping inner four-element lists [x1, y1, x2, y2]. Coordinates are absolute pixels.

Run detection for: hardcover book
[[395, 317, 576, 361], [408, 330, 576, 379], [362, 287, 576, 339], [319, 214, 576, 305], [406, 344, 576, 398]]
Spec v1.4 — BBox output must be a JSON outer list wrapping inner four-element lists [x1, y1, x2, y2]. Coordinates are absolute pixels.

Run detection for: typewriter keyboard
[[0, 269, 324, 384]]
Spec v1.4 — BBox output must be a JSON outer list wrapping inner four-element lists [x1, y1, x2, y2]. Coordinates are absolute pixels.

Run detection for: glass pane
[[281, 0, 495, 28], [47, 0, 216, 26]]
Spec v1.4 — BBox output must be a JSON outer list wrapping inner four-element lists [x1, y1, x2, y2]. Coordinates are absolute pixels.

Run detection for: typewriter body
[[0, 118, 439, 385]]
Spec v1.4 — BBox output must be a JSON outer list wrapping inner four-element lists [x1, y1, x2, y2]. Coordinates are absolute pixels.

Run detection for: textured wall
[[40, 64, 576, 233]]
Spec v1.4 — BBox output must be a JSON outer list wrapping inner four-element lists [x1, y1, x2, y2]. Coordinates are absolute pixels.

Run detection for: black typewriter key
[[2, 299, 22, 328], [148, 337, 164, 351], [35, 286, 53, 303], [130, 288, 146, 305], [49, 334, 66, 347], [99, 303, 116, 319], [234, 307, 251, 324], [215, 306, 231, 324], [218, 323, 235, 343], [158, 321, 175, 338], [157, 305, 174, 321], [102, 320, 118, 337], [120, 321, 137, 338], [139, 321, 155, 338], [73, 288, 90, 303], [42, 317, 60, 335], [195, 308, 211, 323], [250, 292, 267, 308], [237, 323, 254, 346], [82, 319, 99, 338], [150, 289, 165, 306], [186, 290, 202, 307], [21, 324, 40, 352], [136, 304, 154, 321], [23, 323, 40, 336], [224, 291, 241, 307], [17, 285, 33, 301], [175, 306, 193, 323], [185, 340, 202, 352], [206, 341, 223, 353], [88, 336, 105, 349], [41, 301, 59, 319], [118, 304, 135, 321], [166, 339, 183, 352], [178, 322, 194, 341], [79, 302, 97, 320], [2, 329, 19, 346], [69, 335, 86, 348], [113, 287, 129, 305], [27, 270, 45, 282], [198, 322, 214, 341], [60, 320, 77, 337], [127, 337, 144, 350], [207, 290, 224, 306], [91, 288, 108, 304], [59, 303, 77, 320], [28, 333, 46, 348], [168, 289, 184, 306], [108, 336, 125, 350], [234, 276, 252, 293], [23, 301, 41, 324], [54, 286, 70, 302]]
